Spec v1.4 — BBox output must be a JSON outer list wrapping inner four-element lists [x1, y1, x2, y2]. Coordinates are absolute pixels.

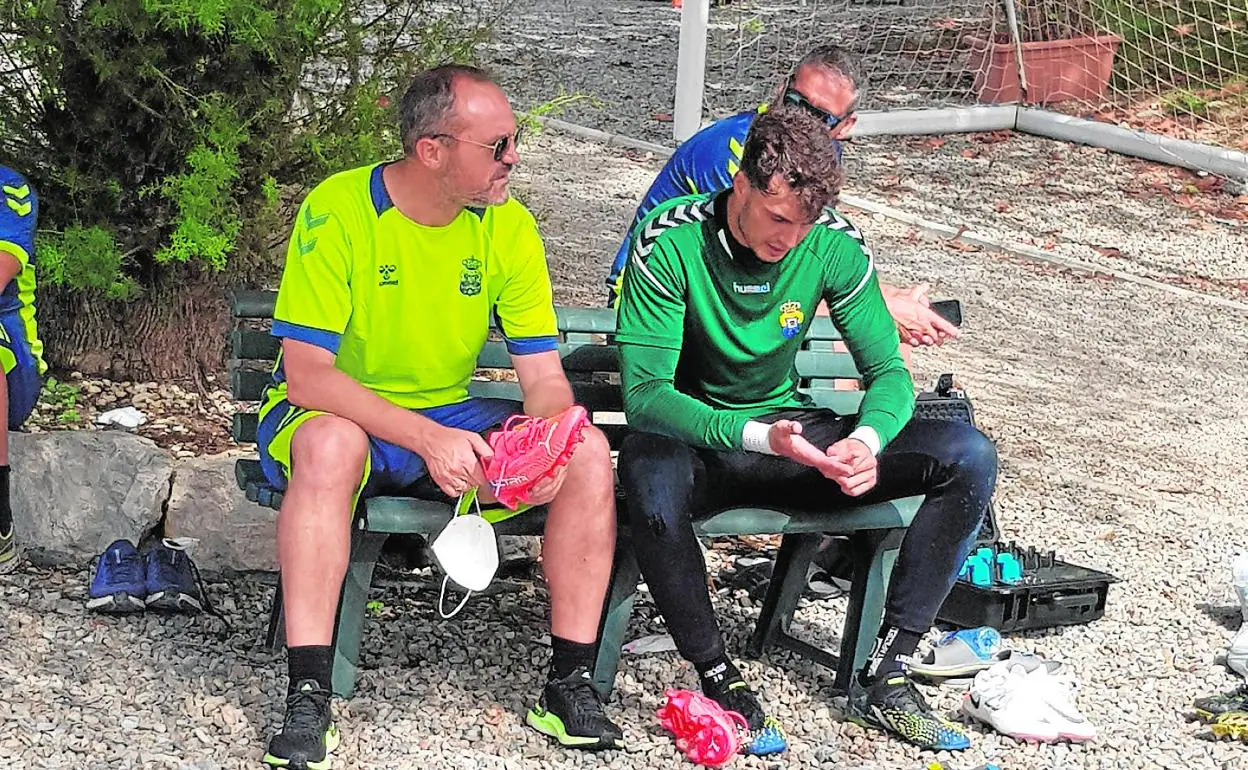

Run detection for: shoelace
[[881, 677, 941, 719], [495, 416, 556, 458], [284, 683, 331, 735], [111, 549, 146, 586], [498, 414, 557, 455], [487, 415, 559, 499], [1025, 671, 1088, 721], [87, 547, 145, 589], [717, 683, 763, 729], [183, 553, 234, 638], [559, 671, 606, 722]]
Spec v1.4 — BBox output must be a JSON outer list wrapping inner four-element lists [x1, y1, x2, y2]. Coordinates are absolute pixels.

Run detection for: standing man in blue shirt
[[0, 165, 48, 571], [607, 45, 958, 351]]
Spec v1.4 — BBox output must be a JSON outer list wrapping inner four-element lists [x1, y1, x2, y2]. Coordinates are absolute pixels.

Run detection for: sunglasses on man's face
[[430, 127, 525, 162], [782, 87, 854, 132]]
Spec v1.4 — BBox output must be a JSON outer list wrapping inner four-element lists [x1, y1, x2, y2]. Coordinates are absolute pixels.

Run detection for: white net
[[1054, 0, 1248, 151], [704, 0, 1006, 117], [704, 0, 1248, 155]]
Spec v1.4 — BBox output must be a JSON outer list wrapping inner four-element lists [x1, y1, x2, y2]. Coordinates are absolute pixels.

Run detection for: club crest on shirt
[[778, 300, 804, 339], [459, 257, 482, 296]]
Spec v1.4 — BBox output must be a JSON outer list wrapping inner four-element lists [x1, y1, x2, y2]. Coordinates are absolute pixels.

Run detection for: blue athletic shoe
[[87, 539, 147, 613], [144, 539, 204, 612]]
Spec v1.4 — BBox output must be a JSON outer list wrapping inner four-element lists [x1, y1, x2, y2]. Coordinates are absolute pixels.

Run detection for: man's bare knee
[[288, 415, 369, 492], [570, 425, 611, 471], [560, 425, 614, 503]]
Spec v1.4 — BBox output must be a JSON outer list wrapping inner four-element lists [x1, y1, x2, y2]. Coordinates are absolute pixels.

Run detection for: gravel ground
[[847, 132, 1248, 299], [4, 125, 1247, 769]]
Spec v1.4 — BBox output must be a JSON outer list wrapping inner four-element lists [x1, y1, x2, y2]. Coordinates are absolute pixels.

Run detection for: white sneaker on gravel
[[1026, 667, 1097, 742], [962, 662, 1058, 743], [962, 660, 1096, 744]]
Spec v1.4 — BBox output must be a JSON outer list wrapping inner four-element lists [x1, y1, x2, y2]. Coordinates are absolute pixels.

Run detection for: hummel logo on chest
[[733, 281, 771, 294], [378, 264, 399, 286]]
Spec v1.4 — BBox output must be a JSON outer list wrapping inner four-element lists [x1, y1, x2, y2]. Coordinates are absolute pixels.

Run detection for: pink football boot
[[656, 688, 748, 767], [484, 404, 590, 510]]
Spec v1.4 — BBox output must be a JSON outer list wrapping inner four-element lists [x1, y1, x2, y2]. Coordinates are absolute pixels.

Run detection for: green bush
[[0, 0, 500, 296]]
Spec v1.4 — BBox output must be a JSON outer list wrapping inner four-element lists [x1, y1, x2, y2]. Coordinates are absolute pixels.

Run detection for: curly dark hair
[[739, 106, 845, 221]]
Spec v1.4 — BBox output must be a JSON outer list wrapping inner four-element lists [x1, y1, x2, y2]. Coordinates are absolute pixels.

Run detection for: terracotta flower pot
[[967, 34, 1122, 104]]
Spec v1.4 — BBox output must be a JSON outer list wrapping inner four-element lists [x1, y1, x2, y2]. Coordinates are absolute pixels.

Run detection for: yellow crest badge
[[778, 300, 805, 339]]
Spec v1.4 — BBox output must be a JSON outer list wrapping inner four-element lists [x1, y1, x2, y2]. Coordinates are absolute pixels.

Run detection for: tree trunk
[[39, 272, 249, 384]]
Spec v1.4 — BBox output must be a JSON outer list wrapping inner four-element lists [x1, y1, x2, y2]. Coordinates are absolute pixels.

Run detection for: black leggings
[[617, 410, 998, 665]]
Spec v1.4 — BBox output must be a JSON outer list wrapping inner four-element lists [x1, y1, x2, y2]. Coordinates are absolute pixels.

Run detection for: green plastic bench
[[228, 289, 922, 699]]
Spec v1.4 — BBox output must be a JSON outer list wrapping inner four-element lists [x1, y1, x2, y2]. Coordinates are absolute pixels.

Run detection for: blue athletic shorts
[[1, 312, 40, 430], [257, 396, 521, 498]]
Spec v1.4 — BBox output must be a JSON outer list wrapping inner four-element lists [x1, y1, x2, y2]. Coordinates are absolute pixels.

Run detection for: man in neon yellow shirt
[[0, 165, 47, 573], [258, 66, 622, 769]]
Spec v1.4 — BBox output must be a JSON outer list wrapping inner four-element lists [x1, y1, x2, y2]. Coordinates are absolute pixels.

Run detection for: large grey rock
[[499, 535, 542, 565], [10, 430, 174, 565], [164, 451, 277, 574]]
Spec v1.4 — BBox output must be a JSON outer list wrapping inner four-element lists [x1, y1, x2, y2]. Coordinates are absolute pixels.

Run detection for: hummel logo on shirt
[[733, 281, 771, 294]]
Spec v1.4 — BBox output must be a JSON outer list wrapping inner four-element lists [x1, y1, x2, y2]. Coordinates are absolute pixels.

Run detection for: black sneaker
[[526, 668, 624, 750], [263, 680, 340, 769], [707, 679, 788, 756], [708, 679, 766, 730], [847, 673, 971, 751], [1194, 685, 1248, 723]]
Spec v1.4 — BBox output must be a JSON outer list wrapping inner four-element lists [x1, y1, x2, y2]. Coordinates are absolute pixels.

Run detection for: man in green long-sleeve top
[[614, 106, 999, 752]]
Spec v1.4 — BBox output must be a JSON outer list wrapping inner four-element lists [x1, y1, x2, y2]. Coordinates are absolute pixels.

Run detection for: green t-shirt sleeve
[[493, 205, 558, 354], [272, 186, 354, 353], [616, 236, 750, 451], [822, 227, 914, 447]]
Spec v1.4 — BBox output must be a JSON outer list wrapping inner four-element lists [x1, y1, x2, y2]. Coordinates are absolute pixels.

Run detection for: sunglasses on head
[[429, 126, 525, 162], [782, 81, 854, 131]]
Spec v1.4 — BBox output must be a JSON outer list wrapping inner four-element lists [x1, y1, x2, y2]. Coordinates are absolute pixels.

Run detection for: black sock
[[549, 636, 597, 681], [288, 645, 333, 694], [858, 624, 924, 687], [0, 465, 11, 537], [694, 653, 742, 697]]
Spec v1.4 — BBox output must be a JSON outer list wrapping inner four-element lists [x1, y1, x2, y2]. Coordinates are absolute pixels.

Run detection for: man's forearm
[[855, 365, 915, 449], [830, 272, 916, 451], [620, 343, 750, 451], [286, 363, 438, 453], [625, 379, 750, 451]]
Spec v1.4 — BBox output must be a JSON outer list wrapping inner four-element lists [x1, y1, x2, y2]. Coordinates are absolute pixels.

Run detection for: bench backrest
[[228, 289, 867, 450]]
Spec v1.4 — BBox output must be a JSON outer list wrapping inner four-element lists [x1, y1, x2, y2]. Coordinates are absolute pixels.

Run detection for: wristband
[[741, 420, 778, 455], [847, 426, 882, 456]]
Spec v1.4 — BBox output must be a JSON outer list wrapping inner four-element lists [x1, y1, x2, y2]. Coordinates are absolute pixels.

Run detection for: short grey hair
[[398, 64, 496, 155], [788, 44, 861, 92]]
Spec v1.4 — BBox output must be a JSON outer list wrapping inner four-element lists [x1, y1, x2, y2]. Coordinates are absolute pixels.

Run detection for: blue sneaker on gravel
[[144, 538, 204, 612], [87, 539, 147, 613]]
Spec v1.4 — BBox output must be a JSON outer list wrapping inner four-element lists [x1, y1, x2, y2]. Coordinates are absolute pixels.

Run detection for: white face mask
[[430, 488, 499, 619]]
